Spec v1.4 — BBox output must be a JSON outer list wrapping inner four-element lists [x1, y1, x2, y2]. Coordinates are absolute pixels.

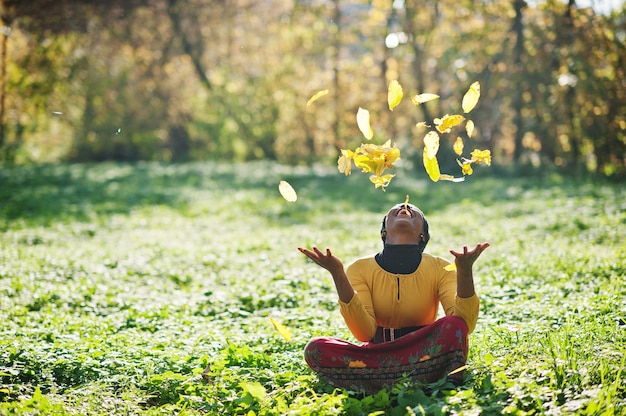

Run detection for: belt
[[372, 325, 424, 344]]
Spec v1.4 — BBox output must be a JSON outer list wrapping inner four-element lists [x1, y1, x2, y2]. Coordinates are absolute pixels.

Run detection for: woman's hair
[[380, 207, 430, 251]]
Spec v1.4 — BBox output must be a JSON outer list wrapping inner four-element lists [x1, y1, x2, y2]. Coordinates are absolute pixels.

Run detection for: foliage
[[1, 1, 625, 176], [0, 161, 625, 415]]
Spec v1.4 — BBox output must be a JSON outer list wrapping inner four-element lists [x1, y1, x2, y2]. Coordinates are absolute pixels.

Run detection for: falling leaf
[[453, 137, 464, 156], [353, 140, 401, 177], [440, 174, 465, 182], [356, 107, 374, 140], [434, 114, 465, 134], [423, 151, 441, 182], [462, 81, 480, 113], [369, 174, 395, 190], [348, 360, 367, 368], [269, 316, 292, 341], [466, 119, 475, 138], [444, 263, 457, 271], [388, 80, 403, 111], [306, 89, 329, 107], [402, 194, 411, 216], [411, 93, 439, 106], [278, 181, 297, 202], [415, 121, 431, 129], [470, 149, 492, 166], [423, 131, 440, 159], [337, 149, 354, 175]]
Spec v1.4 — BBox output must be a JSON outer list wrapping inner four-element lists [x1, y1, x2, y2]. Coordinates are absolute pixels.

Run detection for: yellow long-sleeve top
[[339, 253, 480, 342]]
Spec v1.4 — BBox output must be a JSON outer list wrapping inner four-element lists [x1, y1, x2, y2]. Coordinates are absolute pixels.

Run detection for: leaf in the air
[[423, 131, 440, 159], [411, 93, 439, 106], [278, 181, 297, 202], [369, 174, 395, 190], [466, 119, 475, 138], [388, 80, 403, 111], [461, 161, 473, 175], [269, 316, 292, 341], [306, 89, 329, 107], [440, 174, 465, 182], [444, 263, 457, 271], [415, 121, 431, 129], [337, 149, 353, 175], [423, 151, 441, 182], [356, 107, 374, 140], [462, 81, 480, 113], [434, 114, 465, 134], [470, 149, 492, 166], [453, 137, 464, 156]]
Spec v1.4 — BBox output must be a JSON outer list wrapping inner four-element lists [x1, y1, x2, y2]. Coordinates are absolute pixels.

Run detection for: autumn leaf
[[453, 137, 464, 156], [461, 161, 473, 175], [388, 80, 403, 111], [440, 174, 465, 182], [337, 149, 353, 175], [434, 114, 465, 134], [415, 121, 431, 129], [444, 263, 457, 271], [269, 317, 292, 341], [471, 149, 492, 166], [423, 131, 440, 159], [411, 93, 439, 106], [466, 119, 475, 138], [278, 181, 297, 202], [462, 81, 480, 113], [306, 89, 329, 107], [356, 107, 374, 140], [369, 174, 395, 190], [423, 151, 441, 182]]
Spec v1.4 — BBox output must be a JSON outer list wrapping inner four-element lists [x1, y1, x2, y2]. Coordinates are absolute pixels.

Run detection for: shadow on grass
[[0, 161, 614, 228]]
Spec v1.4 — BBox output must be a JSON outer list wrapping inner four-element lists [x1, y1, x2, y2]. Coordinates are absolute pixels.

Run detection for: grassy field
[[0, 161, 624, 415]]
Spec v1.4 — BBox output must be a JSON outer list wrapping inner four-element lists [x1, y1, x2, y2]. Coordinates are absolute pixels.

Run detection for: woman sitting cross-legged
[[298, 202, 489, 394]]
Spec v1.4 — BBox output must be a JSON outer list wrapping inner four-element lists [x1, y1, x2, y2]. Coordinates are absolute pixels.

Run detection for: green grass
[[0, 161, 624, 415]]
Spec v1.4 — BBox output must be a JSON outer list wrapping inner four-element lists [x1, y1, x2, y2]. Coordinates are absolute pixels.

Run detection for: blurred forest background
[[1, 0, 625, 177]]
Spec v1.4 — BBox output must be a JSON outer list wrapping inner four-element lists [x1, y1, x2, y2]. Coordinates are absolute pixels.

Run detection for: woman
[[298, 202, 489, 393]]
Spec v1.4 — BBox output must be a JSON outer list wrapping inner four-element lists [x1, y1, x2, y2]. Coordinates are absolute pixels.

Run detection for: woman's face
[[384, 203, 425, 237]]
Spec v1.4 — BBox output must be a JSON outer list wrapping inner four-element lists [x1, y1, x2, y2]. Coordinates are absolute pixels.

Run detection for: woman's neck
[[375, 244, 423, 274]]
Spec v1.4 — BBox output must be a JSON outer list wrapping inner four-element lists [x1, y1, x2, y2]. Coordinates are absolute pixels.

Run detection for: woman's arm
[[450, 242, 490, 298], [298, 246, 355, 303]]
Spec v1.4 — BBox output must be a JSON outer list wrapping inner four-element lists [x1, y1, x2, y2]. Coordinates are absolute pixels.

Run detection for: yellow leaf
[[440, 174, 465, 182], [434, 114, 465, 134], [269, 317, 292, 341], [462, 81, 480, 113], [419, 355, 431, 362], [278, 181, 297, 202], [466, 119, 475, 138], [423, 131, 440, 159], [356, 107, 374, 140], [444, 263, 457, 271], [415, 121, 431, 129], [453, 137, 464, 156], [422, 151, 440, 182], [448, 364, 469, 376], [411, 93, 439, 106], [337, 149, 353, 175], [461, 161, 473, 175], [348, 360, 367, 368], [369, 174, 395, 190], [470, 149, 492, 166], [306, 89, 329, 107], [388, 80, 403, 111]]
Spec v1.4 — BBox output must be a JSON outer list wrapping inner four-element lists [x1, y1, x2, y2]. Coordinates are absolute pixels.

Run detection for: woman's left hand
[[450, 242, 490, 271]]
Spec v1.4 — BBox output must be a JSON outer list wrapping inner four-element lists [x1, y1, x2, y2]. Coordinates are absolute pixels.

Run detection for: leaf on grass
[[269, 316, 292, 341], [278, 181, 297, 202], [411, 93, 439, 106], [453, 137, 464, 156], [434, 114, 465, 134], [388, 80, 403, 111], [466, 119, 475, 138], [356, 107, 374, 140], [306, 89, 329, 107], [444, 263, 457, 271], [448, 365, 469, 376], [462, 81, 480, 113]]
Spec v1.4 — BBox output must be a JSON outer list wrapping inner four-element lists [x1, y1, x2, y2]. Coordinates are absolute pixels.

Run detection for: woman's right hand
[[298, 246, 344, 275]]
